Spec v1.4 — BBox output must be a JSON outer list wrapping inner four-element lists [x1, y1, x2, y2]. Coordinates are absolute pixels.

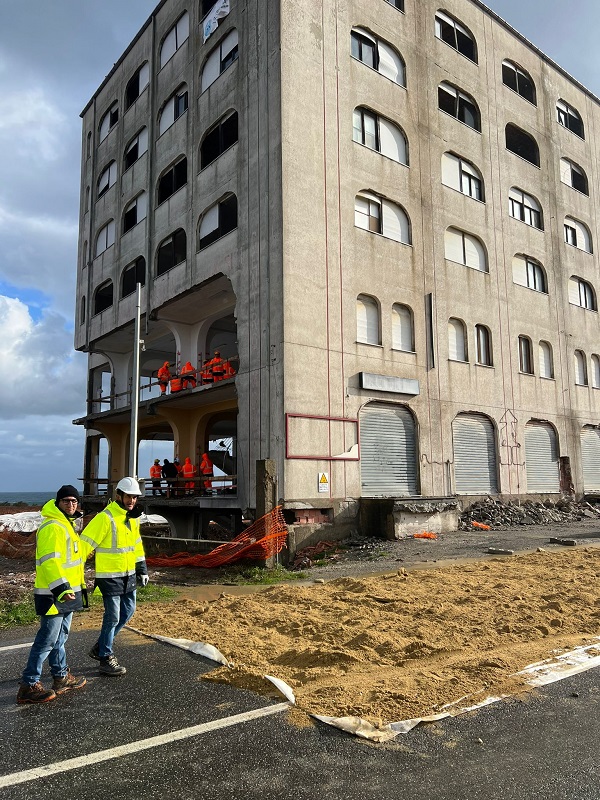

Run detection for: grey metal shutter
[[452, 413, 498, 494], [360, 403, 418, 497], [581, 427, 600, 491], [525, 422, 560, 493]]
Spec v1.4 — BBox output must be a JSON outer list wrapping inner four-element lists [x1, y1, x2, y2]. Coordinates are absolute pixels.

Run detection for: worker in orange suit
[[157, 361, 171, 395], [201, 358, 214, 386], [180, 361, 197, 389], [149, 459, 163, 496], [210, 350, 225, 382], [222, 359, 236, 379], [182, 457, 197, 495], [199, 452, 214, 494]]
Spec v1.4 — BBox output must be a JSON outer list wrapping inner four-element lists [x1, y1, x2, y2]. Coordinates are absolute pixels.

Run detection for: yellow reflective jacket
[[34, 500, 86, 616], [80, 501, 147, 596]]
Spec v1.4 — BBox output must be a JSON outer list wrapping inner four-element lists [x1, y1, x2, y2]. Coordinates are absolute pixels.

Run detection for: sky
[[0, 0, 599, 493]]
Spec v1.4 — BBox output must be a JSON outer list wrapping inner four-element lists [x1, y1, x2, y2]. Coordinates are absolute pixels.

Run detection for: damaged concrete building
[[74, 0, 600, 546]]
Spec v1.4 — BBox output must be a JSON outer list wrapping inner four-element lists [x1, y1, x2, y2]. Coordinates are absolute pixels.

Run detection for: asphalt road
[[2, 623, 600, 799]]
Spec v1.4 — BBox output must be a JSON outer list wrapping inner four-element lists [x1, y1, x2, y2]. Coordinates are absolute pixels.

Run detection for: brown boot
[[16, 682, 57, 705], [53, 669, 87, 694]]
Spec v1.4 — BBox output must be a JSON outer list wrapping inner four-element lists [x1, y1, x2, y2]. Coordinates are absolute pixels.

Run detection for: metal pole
[[129, 282, 142, 479]]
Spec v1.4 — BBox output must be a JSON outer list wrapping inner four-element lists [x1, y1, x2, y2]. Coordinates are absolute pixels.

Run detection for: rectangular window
[[519, 337, 533, 374], [201, 112, 239, 169], [355, 196, 381, 233]]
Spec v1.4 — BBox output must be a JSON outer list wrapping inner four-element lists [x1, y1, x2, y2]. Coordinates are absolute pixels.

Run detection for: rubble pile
[[459, 498, 600, 530]]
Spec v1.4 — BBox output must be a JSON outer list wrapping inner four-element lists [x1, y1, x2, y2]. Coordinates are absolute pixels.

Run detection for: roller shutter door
[[581, 427, 600, 492], [524, 422, 560, 493], [360, 404, 418, 496], [452, 414, 498, 494]]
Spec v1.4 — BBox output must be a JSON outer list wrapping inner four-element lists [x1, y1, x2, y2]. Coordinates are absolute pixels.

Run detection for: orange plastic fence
[[0, 528, 35, 559], [146, 506, 288, 568]]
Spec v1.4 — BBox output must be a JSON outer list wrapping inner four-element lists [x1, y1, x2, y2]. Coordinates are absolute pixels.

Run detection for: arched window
[[86, 131, 92, 159], [160, 12, 189, 68], [438, 82, 480, 131], [353, 107, 408, 164], [591, 354, 600, 389], [157, 157, 187, 204], [99, 102, 118, 143], [564, 217, 592, 253], [95, 220, 115, 257], [159, 86, 188, 136], [350, 28, 406, 86], [124, 128, 148, 171], [157, 229, 186, 277], [539, 341, 554, 379], [508, 188, 542, 229], [475, 324, 492, 366], [557, 99, 584, 138], [97, 161, 117, 199], [385, 0, 404, 10], [201, 29, 238, 92], [121, 257, 146, 298], [200, 111, 238, 169], [354, 192, 411, 244], [392, 304, 414, 351], [93, 280, 113, 315], [122, 192, 147, 234], [125, 62, 149, 109], [502, 60, 536, 104], [574, 350, 588, 385], [560, 158, 588, 195], [448, 318, 467, 362], [568, 276, 597, 310], [198, 194, 238, 250], [435, 10, 477, 62], [505, 124, 539, 166], [444, 227, 487, 272], [518, 335, 534, 374], [356, 295, 380, 345], [80, 296, 86, 325], [441, 152, 483, 200], [512, 255, 547, 293]]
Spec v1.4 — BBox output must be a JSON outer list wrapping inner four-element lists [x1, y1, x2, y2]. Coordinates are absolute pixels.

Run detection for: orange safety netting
[[145, 506, 288, 568], [0, 529, 35, 560]]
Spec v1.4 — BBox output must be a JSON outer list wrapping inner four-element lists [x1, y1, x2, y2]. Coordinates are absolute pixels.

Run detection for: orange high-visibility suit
[[199, 452, 214, 493], [181, 361, 197, 389], [210, 351, 225, 382], [222, 360, 236, 379], [201, 359, 213, 386], [169, 376, 183, 393], [149, 461, 162, 495], [157, 362, 171, 395], [182, 457, 197, 494]]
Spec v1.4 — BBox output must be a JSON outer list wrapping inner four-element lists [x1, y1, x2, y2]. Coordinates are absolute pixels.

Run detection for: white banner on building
[[203, 0, 231, 43]]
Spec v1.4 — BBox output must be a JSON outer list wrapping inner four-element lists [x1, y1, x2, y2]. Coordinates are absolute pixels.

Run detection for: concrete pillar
[[256, 459, 277, 519], [93, 421, 130, 494], [107, 352, 132, 409]]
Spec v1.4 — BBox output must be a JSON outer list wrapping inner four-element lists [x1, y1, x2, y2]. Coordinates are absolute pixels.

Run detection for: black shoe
[[88, 642, 100, 661], [53, 670, 87, 694], [99, 655, 126, 676]]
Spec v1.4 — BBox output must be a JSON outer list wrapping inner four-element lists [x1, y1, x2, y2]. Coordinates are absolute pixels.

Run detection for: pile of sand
[[131, 548, 600, 725]]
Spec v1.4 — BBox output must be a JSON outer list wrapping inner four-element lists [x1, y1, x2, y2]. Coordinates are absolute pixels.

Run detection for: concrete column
[[256, 459, 277, 519], [107, 352, 132, 409], [93, 421, 130, 494]]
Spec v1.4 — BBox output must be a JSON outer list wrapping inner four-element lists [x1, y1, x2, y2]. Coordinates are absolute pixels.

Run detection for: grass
[[218, 565, 306, 585], [0, 583, 178, 630]]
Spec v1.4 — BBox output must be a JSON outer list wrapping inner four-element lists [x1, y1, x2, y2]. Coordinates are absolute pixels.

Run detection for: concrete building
[[75, 0, 600, 544]]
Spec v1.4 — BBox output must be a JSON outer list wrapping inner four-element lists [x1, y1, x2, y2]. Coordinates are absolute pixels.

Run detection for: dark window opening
[[121, 257, 146, 298], [351, 31, 378, 69], [435, 13, 477, 62], [386, 0, 404, 9], [125, 65, 147, 110], [80, 296, 86, 325], [221, 44, 238, 72], [94, 282, 113, 315], [109, 107, 118, 128], [157, 229, 187, 276], [175, 91, 188, 120], [124, 140, 139, 171], [200, 112, 238, 169], [157, 158, 188, 204], [199, 195, 238, 250], [557, 101, 584, 138], [123, 203, 138, 233], [505, 124, 539, 166], [572, 166, 588, 195], [438, 85, 480, 131], [201, 0, 214, 17], [502, 62, 536, 104]]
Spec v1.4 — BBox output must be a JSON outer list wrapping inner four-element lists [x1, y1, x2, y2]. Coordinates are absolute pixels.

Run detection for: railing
[[82, 476, 237, 498]]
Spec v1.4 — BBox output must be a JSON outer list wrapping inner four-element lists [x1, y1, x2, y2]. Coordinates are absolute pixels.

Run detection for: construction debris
[[459, 498, 600, 531]]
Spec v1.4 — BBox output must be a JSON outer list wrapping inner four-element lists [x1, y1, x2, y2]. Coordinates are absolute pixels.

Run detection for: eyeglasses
[[61, 498, 79, 504]]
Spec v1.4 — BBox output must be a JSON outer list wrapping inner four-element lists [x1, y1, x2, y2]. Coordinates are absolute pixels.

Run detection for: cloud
[[0, 88, 67, 163], [0, 295, 86, 419]]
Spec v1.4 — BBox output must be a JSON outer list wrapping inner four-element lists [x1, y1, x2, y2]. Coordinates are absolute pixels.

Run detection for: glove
[[140, 574, 149, 587]]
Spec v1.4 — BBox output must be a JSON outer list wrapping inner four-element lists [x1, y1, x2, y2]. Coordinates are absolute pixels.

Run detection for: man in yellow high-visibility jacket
[[17, 485, 87, 704], [80, 477, 148, 676]]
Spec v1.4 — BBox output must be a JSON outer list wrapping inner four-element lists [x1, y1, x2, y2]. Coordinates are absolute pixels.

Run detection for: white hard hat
[[116, 477, 142, 496]]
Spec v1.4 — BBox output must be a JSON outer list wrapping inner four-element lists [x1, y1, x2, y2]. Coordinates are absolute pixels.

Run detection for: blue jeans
[[22, 613, 72, 685], [97, 592, 136, 658]]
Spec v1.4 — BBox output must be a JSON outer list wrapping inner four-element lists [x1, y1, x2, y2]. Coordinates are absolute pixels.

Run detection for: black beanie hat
[[56, 485, 81, 503]]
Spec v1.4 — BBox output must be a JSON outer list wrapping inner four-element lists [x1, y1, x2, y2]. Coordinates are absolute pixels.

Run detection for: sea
[[0, 492, 54, 508]]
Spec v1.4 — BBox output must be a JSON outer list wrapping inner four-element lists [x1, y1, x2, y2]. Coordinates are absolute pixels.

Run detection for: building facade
[[75, 0, 600, 539]]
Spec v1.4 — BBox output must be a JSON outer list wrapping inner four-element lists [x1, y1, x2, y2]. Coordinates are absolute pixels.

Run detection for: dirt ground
[[4, 517, 600, 727]]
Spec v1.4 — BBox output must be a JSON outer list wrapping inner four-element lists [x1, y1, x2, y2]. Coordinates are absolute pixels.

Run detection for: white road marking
[[0, 702, 289, 788], [0, 642, 32, 653]]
